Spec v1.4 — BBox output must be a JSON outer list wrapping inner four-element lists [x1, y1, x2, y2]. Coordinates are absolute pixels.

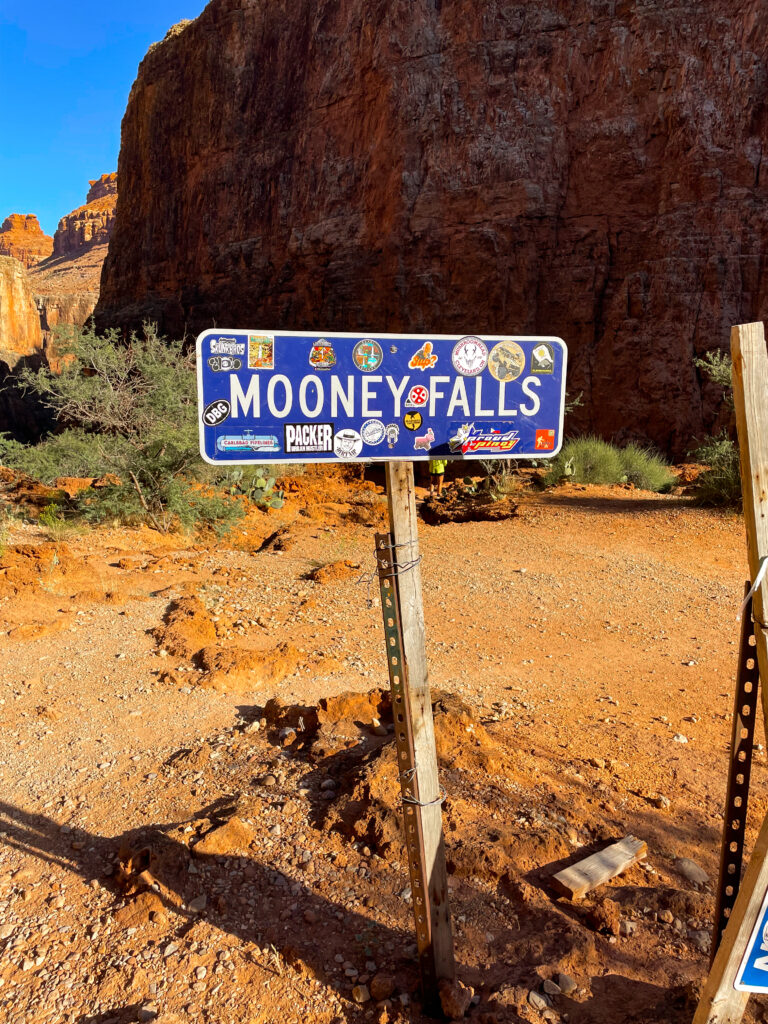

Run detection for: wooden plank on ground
[[551, 835, 647, 900]]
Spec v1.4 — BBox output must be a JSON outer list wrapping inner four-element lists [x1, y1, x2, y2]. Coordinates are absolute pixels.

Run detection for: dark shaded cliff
[[96, 0, 768, 455]]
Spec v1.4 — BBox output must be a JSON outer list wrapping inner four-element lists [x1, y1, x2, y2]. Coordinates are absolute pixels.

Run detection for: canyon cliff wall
[[0, 256, 43, 368], [0, 177, 117, 416], [53, 173, 118, 257], [96, 0, 768, 455], [0, 215, 53, 268]]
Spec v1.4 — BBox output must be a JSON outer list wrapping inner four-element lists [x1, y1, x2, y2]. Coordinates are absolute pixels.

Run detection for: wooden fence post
[[694, 321, 768, 1022]]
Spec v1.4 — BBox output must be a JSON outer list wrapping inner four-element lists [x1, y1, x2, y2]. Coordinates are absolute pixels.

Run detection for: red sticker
[[405, 385, 428, 408], [535, 429, 556, 450]]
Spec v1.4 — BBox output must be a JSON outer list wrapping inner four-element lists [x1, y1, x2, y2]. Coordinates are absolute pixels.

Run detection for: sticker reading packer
[[488, 341, 525, 383], [248, 335, 274, 370], [284, 423, 334, 454], [352, 338, 383, 372], [452, 336, 488, 376]]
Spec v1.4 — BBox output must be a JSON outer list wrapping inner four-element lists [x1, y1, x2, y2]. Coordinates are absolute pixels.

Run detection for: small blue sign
[[196, 330, 567, 464], [735, 887, 768, 992]]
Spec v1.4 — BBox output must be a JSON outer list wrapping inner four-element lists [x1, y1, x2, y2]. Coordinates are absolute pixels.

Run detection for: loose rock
[[675, 857, 710, 886], [439, 978, 474, 1019]]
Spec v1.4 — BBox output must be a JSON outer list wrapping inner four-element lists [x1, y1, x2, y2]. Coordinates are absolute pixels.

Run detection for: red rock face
[[0, 256, 44, 368], [53, 178, 118, 258], [95, 0, 768, 456], [0, 215, 53, 269], [86, 173, 118, 204]]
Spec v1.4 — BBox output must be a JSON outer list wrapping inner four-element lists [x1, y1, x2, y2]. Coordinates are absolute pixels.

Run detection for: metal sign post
[[196, 327, 567, 1014], [712, 587, 759, 955]]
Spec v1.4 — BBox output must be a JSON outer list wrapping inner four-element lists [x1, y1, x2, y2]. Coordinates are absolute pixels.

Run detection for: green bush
[[694, 350, 733, 402], [617, 443, 676, 492], [690, 348, 741, 506], [690, 432, 741, 507], [0, 323, 246, 534], [544, 436, 674, 492]]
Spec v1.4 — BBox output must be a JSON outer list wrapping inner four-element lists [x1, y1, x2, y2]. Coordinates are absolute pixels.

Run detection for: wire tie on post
[[741, 555, 768, 614], [402, 788, 447, 808]]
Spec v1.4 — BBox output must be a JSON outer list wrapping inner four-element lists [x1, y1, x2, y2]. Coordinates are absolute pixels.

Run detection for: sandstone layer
[[96, 1, 768, 455], [0, 256, 43, 368], [0, 215, 53, 269], [53, 174, 118, 257]]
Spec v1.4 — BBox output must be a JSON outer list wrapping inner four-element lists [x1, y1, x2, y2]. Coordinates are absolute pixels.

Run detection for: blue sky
[[0, 1, 208, 235]]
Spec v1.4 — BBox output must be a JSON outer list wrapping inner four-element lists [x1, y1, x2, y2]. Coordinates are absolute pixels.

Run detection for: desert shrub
[[617, 443, 676, 492], [0, 323, 245, 534], [694, 350, 733, 403], [543, 437, 623, 486], [0, 428, 106, 482], [544, 437, 674, 492], [690, 349, 741, 506], [690, 432, 741, 507]]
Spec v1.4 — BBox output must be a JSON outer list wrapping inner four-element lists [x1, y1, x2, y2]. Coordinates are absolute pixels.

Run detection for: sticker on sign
[[196, 330, 567, 464]]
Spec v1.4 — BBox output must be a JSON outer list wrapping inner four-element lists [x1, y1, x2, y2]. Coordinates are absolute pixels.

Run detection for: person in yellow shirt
[[428, 459, 447, 497]]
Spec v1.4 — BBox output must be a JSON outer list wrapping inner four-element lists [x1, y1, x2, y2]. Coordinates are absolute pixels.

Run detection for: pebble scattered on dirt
[[0, 468, 763, 1023]]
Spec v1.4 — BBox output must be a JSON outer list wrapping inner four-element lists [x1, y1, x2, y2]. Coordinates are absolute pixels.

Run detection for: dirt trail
[[0, 475, 765, 1024]]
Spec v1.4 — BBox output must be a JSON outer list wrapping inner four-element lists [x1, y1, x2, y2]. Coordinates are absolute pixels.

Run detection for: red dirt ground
[[0, 468, 765, 1024]]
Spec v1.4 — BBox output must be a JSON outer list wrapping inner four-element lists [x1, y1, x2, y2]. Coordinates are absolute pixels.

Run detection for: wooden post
[[693, 813, 768, 1023], [383, 461, 455, 1002], [695, 322, 768, 1022], [731, 322, 768, 728]]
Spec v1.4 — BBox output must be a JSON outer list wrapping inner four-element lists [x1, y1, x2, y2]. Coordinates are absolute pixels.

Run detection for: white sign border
[[196, 329, 568, 466]]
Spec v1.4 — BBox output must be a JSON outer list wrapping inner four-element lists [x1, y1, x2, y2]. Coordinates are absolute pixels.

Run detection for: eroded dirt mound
[[153, 595, 305, 693], [152, 596, 217, 659], [306, 559, 361, 584], [420, 491, 519, 525]]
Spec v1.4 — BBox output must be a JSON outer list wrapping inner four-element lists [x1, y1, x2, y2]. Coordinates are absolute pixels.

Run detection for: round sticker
[[452, 336, 488, 376], [488, 341, 525, 382], [352, 338, 383, 372], [333, 428, 363, 459], [403, 411, 423, 431], [361, 419, 386, 445], [405, 384, 429, 408]]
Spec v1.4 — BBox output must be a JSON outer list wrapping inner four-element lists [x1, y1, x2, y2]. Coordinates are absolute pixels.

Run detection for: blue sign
[[196, 330, 567, 464], [735, 887, 768, 992]]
